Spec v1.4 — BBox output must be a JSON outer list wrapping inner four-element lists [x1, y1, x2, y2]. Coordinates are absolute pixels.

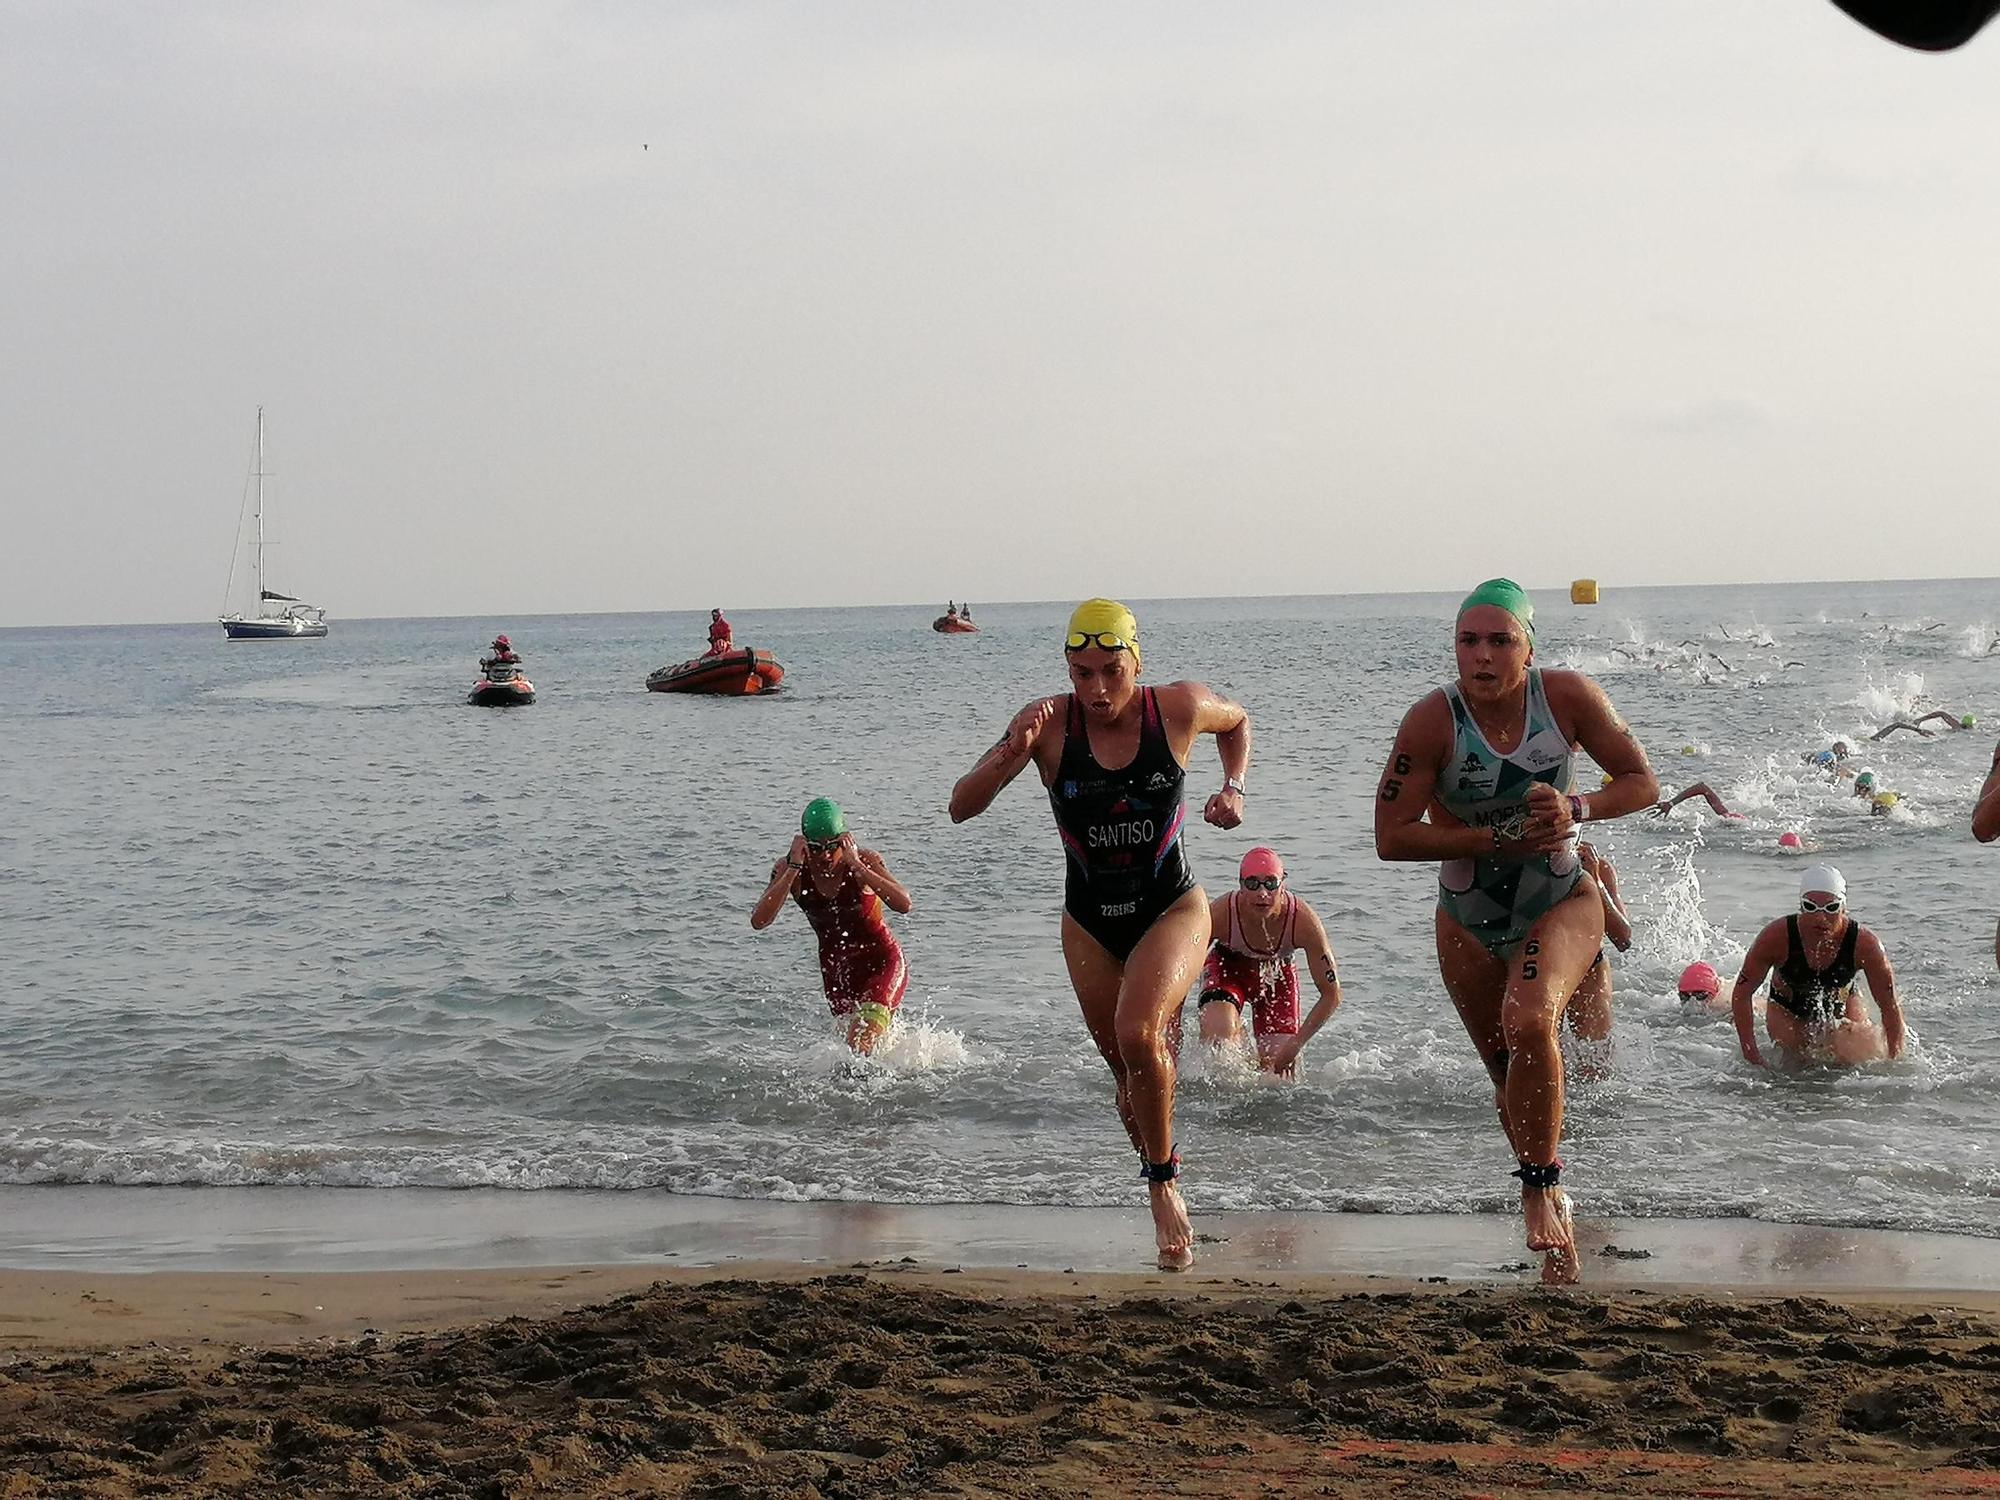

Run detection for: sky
[[5, 2, 1999, 627]]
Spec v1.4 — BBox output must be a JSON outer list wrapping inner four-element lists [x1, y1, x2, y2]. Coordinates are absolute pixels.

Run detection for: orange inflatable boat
[[646, 648, 784, 695], [933, 615, 979, 633]]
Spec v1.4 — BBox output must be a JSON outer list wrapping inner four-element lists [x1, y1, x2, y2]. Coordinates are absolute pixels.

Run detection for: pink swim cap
[[1777, 831, 1803, 850], [1678, 961, 1720, 998], [1239, 846, 1285, 881]]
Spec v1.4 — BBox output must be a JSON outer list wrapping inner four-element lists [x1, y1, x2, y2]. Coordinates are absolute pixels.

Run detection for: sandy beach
[[7, 1248, 2000, 1495]]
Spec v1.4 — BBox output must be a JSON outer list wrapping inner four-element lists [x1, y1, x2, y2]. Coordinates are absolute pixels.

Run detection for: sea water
[[4, 581, 1999, 1237]]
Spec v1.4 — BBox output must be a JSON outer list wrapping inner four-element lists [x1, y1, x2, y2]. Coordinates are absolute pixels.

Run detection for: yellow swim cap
[[1872, 791, 1900, 811], [1065, 598, 1140, 669]]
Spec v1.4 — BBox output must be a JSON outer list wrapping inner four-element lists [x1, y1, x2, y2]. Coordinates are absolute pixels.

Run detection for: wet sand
[[7, 1184, 2000, 1294], [5, 1188, 2000, 1496]]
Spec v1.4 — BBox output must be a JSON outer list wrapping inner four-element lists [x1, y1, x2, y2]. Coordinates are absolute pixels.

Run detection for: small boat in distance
[[933, 612, 978, 634], [219, 407, 328, 639], [647, 648, 784, 695], [469, 662, 536, 706], [469, 634, 535, 705]]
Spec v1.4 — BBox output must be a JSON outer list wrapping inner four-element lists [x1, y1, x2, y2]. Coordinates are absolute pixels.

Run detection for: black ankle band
[[1140, 1148, 1181, 1184], [1511, 1159, 1562, 1189]]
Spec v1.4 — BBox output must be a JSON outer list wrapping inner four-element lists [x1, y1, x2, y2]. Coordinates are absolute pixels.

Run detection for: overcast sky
[[5, 3, 1997, 627]]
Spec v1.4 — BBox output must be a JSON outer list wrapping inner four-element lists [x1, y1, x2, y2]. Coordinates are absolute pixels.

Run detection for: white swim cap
[[1798, 863, 1846, 901]]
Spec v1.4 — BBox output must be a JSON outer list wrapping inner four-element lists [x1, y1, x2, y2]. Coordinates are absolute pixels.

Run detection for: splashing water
[[1850, 670, 1927, 724]]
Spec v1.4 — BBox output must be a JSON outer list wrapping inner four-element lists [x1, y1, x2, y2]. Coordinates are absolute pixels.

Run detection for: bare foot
[[1540, 1242, 1581, 1286], [1522, 1184, 1574, 1255], [1150, 1181, 1194, 1271]]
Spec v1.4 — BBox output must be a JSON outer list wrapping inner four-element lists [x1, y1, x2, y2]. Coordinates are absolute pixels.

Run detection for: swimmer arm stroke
[[1856, 929, 1906, 1060], [949, 697, 1060, 823]]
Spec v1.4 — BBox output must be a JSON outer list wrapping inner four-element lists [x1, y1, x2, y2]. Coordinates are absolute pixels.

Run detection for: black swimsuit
[[1769, 916, 1863, 1025], [1047, 688, 1196, 961]]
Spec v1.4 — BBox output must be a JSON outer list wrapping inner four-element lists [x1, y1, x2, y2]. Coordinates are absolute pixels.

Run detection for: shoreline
[[5, 1184, 2000, 1294]]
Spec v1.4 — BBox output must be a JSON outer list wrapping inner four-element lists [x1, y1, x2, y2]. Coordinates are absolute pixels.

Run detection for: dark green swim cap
[[801, 797, 846, 842], [1458, 578, 1534, 639]]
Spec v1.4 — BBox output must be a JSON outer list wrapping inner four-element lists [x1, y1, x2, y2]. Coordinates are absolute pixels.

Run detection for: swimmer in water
[[1565, 843, 1630, 1066], [1974, 739, 2000, 968], [750, 798, 914, 1056], [1195, 847, 1345, 1077], [1804, 742, 1855, 779], [1730, 864, 1905, 1068], [951, 598, 1250, 1270], [1677, 960, 1727, 1015], [1374, 578, 1658, 1281], [1871, 711, 1973, 740], [1848, 771, 1903, 816], [1652, 782, 1744, 819]]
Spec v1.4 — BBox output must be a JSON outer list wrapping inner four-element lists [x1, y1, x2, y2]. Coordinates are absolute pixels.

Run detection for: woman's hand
[[1204, 787, 1244, 829], [1007, 697, 1060, 759]]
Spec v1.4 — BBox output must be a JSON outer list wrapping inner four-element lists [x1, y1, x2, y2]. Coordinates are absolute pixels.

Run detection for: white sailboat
[[219, 406, 328, 639]]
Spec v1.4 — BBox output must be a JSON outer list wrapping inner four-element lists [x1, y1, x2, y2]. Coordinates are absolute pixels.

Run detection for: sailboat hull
[[222, 617, 329, 639]]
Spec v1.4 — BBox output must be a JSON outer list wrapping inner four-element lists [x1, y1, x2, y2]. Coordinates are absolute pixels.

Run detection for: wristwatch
[[1568, 793, 1590, 824], [1222, 776, 1248, 797]]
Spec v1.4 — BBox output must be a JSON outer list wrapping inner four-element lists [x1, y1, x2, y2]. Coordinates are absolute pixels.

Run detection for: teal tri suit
[[1433, 669, 1583, 958]]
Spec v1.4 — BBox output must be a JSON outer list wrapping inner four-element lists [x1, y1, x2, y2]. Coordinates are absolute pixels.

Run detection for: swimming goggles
[[1240, 876, 1282, 892], [1065, 630, 1133, 653], [1678, 989, 1715, 1003], [805, 837, 844, 853], [1799, 897, 1844, 914]]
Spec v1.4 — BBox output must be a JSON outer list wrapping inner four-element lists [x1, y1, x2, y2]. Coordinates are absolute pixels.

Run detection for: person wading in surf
[[1731, 864, 1905, 1068], [950, 598, 1249, 1270], [1374, 579, 1657, 1283]]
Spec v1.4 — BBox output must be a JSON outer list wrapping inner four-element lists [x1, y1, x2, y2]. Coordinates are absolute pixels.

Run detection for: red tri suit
[[1199, 890, 1302, 1038], [791, 864, 908, 1018]]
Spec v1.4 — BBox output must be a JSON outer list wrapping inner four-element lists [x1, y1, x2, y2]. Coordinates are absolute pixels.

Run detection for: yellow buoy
[[1570, 579, 1599, 605]]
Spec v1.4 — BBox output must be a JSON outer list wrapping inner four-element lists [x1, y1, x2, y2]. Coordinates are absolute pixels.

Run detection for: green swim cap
[[1964, 715, 1977, 729], [1855, 771, 1876, 790], [1458, 578, 1534, 639], [801, 797, 846, 842]]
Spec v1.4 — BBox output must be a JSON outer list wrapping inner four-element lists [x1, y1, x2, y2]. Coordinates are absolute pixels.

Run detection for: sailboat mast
[[253, 405, 265, 605]]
